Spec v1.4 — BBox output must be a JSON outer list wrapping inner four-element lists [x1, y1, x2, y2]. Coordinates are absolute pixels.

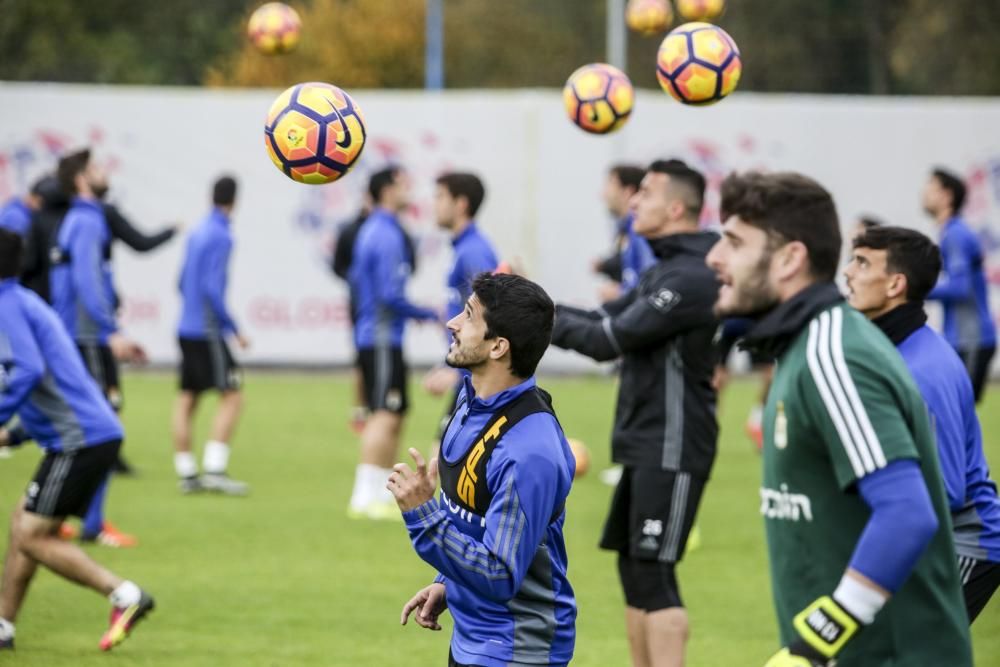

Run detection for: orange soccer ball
[[248, 2, 301, 55], [656, 22, 741, 105], [563, 63, 635, 135], [676, 0, 726, 22], [626, 0, 673, 36], [567, 438, 591, 479]]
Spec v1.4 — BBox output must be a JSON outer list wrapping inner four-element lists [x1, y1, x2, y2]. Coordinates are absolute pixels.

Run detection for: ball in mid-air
[[567, 438, 591, 478], [675, 0, 726, 22], [656, 22, 741, 106], [563, 64, 634, 135], [248, 2, 301, 55], [264, 82, 367, 185], [625, 0, 673, 36]]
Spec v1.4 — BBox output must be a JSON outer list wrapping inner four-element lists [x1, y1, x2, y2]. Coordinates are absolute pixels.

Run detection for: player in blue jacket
[[49, 149, 146, 547], [0, 179, 43, 239], [594, 165, 655, 303], [922, 168, 996, 402], [390, 272, 576, 667], [847, 225, 1000, 623], [173, 176, 249, 496], [423, 172, 499, 415], [347, 167, 438, 519], [0, 229, 154, 653]]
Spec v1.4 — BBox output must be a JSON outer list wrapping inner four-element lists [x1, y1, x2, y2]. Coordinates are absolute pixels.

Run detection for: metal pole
[[607, 0, 627, 70], [425, 0, 444, 90]]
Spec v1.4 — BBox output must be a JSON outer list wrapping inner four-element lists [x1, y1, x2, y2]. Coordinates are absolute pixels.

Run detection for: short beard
[[714, 250, 780, 318], [445, 346, 489, 372]]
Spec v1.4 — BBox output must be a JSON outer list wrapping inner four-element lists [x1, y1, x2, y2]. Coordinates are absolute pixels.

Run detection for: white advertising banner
[[1, 83, 999, 369]]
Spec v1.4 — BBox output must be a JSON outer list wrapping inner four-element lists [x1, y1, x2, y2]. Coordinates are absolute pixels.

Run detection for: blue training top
[[0, 198, 32, 238], [898, 324, 1000, 562], [619, 214, 656, 293], [927, 216, 996, 349], [50, 197, 117, 344], [349, 207, 436, 349], [0, 280, 122, 451], [446, 223, 498, 322], [403, 376, 577, 667], [178, 207, 239, 339]]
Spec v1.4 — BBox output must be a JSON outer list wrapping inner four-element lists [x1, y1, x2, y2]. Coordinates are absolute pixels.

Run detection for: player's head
[[369, 166, 410, 212], [852, 215, 883, 242], [631, 159, 705, 238], [435, 172, 485, 231], [707, 171, 840, 318], [845, 226, 941, 319], [0, 228, 23, 280], [57, 148, 108, 199], [923, 167, 966, 221], [213, 175, 238, 212], [25, 175, 48, 211], [446, 273, 554, 380], [604, 164, 644, 219]]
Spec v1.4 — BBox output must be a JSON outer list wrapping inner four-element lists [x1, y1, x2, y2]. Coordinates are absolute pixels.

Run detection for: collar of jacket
[[70, 196, 102, 213], [459, 374, 537, 414], [872, 301, 928, 346], [741, 282, 844, 359], [451, 221, 479, 248], [646, 230, 719, 260]]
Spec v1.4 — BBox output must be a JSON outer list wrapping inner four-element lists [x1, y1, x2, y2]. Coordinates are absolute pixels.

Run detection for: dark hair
[[720, 171, 841, 282], [931, 168, 966, 214], [853, 226, 942, 302], [857, 215, 884, 230], [436, 172, 486, 218], [648, 159, 706, 219], [368, 167, 401, 203], [0, 229, 23, 279], [471, 272, 554, 378], [57, 148, 91, 196], [213, 175, 238, 206], [609, 164, 645, 192]]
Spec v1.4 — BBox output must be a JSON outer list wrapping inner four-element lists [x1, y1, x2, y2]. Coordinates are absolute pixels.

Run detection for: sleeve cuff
[[402, 497, 444, 528]]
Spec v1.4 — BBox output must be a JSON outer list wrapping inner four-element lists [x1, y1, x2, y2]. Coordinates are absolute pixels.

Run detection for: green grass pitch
[[0, 372, 997, 665]]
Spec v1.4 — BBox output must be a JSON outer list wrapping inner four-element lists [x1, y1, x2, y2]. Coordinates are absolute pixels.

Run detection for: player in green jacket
[[706, 171, 971, 667]]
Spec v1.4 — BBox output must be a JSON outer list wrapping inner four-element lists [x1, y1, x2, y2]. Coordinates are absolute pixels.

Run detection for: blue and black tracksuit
[[0, 198, 32, 238], [619, 215, 656, 293], [404, 376, 576, 666], [178, 208, 239, 340]]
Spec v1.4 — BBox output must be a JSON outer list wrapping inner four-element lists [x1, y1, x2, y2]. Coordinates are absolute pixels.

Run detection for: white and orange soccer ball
[[567, 439, 591, 478], [562, 63, 635, 135], [264, 82, 367, 185], [248, 2, 302, 55], [656, 22, 741, 105], [675, 0, 726, 22], [625, 0, 673, 36]]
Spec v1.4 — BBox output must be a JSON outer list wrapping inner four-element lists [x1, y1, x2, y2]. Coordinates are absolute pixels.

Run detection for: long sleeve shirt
[[50, 197, 118, 344], [0, 279, 122, 452], [927, 216, 996, 349], [178, 208, 239, 339]]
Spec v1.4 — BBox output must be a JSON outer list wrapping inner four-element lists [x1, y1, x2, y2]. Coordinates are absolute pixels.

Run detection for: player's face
[[86, 162, 109, 199], [445, 294, 492, 370], [921, 176, 947, 217], [844, 247, 892, 317], [706, 216, 780, 317], [631, 172, 671, 238], [434, 184, 457, 229], [391, 171, 411, 211], [603, 174, 626, 218]]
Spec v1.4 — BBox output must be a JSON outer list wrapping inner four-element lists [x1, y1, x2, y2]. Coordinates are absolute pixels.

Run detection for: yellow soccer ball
[[563, 63, 634, 135]]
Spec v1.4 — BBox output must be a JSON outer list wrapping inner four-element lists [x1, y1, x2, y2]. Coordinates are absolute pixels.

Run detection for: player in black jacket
[[550, 159, 719, 667]]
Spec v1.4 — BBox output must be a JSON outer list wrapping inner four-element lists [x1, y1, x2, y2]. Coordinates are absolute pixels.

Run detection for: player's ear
[[776, 240, 809, 282], [887, 272, 907, 300], [490, 336, 510, 362]]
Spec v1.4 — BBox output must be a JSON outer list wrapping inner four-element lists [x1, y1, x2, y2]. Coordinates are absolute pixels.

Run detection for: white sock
[[376, 466, 396, 504], [350, 464, 384, 510], [174, 452, 198, 478], [0, 618, 13, 640], [203, 441, 230, 475], [108, 581, 142, 608]]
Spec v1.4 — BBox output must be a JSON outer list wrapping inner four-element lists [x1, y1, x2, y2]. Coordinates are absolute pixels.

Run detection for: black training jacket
[[550, 231, 720, 477]]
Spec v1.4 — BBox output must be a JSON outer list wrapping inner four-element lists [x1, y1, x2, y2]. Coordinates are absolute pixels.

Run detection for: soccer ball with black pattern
[[656, 22, 741, 106], [248, 2, 301, 55], [264, 82, 367, 185], [676, 0, 726, 22], [626, 0, 673, 36], [562, 64, 635, 135]]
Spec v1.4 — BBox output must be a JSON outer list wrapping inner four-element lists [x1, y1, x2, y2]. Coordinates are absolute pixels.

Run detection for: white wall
[[1, 83, 999, 369]]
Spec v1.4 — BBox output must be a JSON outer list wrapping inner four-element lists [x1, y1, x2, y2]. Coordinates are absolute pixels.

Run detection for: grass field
[[0, 372, 997, 666]]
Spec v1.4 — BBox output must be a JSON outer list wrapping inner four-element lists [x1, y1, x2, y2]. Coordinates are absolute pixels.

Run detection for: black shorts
[[77, 343, 120, 395], [958, 555, 1000, 623], [24, 441, 121, 518], [358, 346, 409, 414], [179, 337, 242, 393], [600, 466, 706, 563], [958, 345, 995, 403]]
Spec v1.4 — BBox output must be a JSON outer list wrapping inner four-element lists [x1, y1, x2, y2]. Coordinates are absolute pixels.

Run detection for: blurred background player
[[708, 171, 971, 667], [0, 181, 42, 239], [593, 164, 654, 303], [422, 171, 499, 416], [923, 167, 995, 402], [347, 166, 438, 520], [550, 159, 719, 667], [0, 229, 154, 653], [846, 225, 1000, 624], [50, 149, 146, 547], [172, 175, 249, 495], [393, 273, 576, 667]]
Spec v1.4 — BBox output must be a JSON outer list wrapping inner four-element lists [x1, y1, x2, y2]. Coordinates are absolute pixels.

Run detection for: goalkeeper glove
[[763, 595, 862, 667]]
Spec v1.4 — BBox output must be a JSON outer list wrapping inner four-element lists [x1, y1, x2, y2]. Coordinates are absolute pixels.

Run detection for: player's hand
[[387, 448, 438, 512], [765, 595, 861, 667], [712, 365, 729, 392], [423, 366, 458, 397], [108, 333, 148, 364], [236, 334, 251, 350], [597, 282, 622, 303], [762, 647, 828, 667], [401, 582, 447, 631]]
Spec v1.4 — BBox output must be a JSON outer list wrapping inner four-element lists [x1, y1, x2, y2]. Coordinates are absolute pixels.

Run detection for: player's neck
[[451, 217, 473, 238], [470, 368, 522, 402], [936, 209, 954, 225]]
